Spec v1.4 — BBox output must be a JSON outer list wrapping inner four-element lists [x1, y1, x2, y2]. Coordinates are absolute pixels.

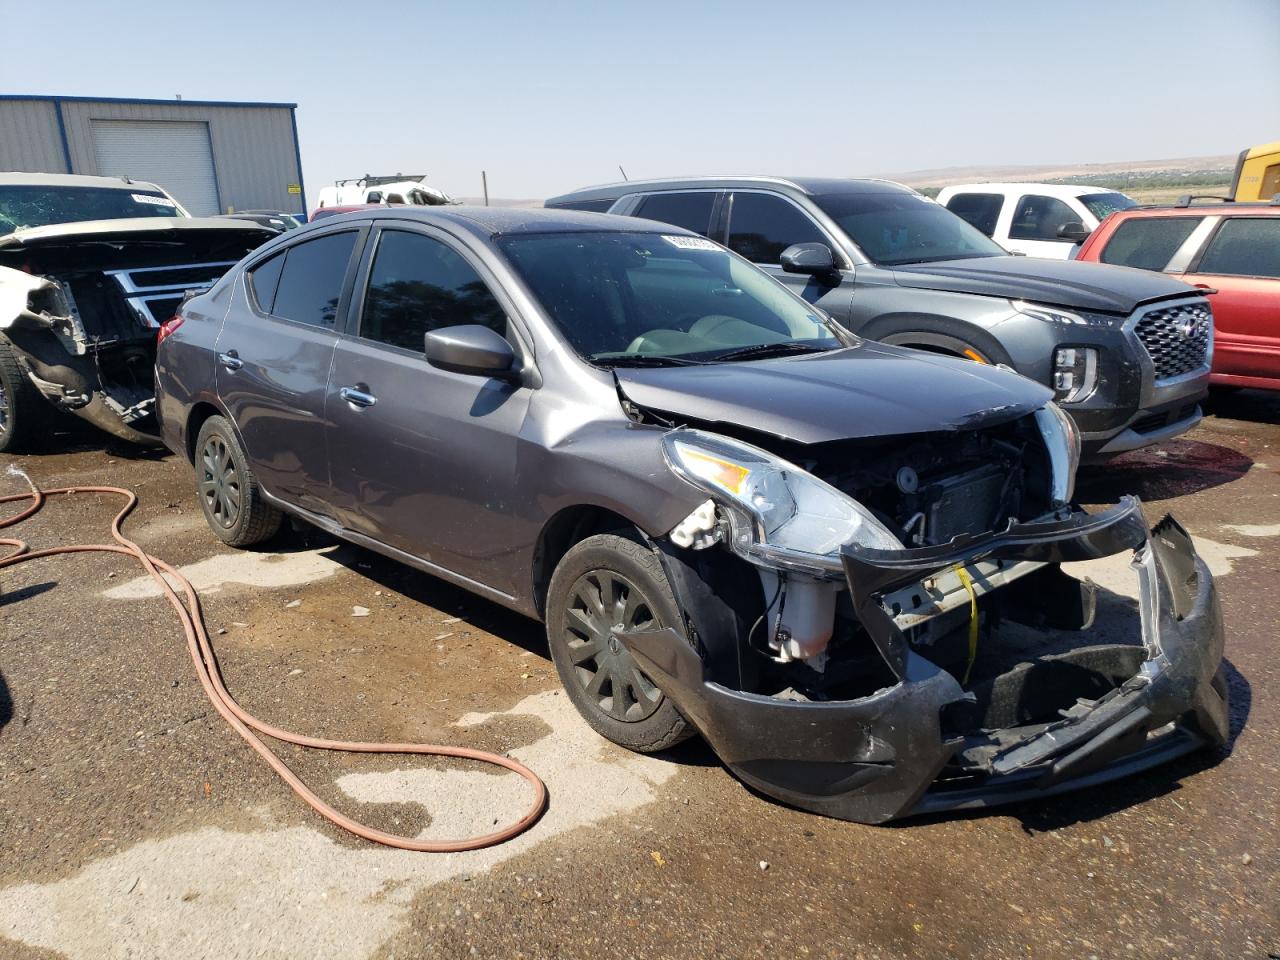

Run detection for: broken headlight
[[1034, 401, 1081, 505], [661, 428, 904, 571]]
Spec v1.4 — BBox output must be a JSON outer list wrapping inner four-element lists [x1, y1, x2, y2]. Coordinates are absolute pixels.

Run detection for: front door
[[1002, 194, 1080, 259], [324, 225, 532, 594], [722, 190, 856, 321], [214, 227, 362, 511], [1178, 216, 1280, 382]]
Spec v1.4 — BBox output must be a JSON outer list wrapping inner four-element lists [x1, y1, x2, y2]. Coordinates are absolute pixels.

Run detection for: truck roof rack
[[1174, 194, 1233, 207], [334, 174, 428, 188]]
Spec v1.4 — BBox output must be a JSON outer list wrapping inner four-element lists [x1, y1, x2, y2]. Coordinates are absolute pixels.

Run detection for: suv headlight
[[661, 429, 903, 571], [1034, 402, 1081, 505]]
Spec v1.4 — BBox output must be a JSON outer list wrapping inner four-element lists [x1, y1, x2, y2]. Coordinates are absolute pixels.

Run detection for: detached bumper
[[621, 500, 1228, 824]]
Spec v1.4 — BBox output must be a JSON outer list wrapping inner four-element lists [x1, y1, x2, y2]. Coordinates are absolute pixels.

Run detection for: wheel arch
[[859, 312, 1015, 367], [531, 504, 647, 620]]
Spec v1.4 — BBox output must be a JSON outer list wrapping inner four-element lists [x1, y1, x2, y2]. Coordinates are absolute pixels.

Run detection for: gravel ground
[[1, 391, 1277, 959]]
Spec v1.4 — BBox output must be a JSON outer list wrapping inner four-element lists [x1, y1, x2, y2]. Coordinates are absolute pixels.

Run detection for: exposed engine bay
[[0, 226, 269, 443]]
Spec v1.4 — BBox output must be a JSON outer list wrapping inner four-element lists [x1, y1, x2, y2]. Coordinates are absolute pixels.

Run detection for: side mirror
[[424, 325, 517, 378], [1057, 221, 1092, 244], [780, 242, 838, 277]]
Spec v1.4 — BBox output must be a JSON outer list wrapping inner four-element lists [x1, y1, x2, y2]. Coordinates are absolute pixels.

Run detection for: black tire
[[0, 337, 56, 454], [546, 533, 693, 753], [193, 415, 282, 547]]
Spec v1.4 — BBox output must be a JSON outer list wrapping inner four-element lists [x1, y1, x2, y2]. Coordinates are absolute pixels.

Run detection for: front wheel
[[0, 337, 56, 453], [546, 533, 693, 753]]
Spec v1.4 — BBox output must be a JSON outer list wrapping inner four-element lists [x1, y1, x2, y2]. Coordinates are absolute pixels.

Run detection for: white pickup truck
[[937, 183, 1136, 259]]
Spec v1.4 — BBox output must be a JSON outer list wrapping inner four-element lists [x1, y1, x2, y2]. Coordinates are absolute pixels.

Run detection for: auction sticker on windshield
[[132, 193, 177, 207], [662, 235, 721, 251]]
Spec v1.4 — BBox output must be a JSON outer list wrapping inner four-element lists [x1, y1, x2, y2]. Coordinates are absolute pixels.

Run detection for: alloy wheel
[[199, 434, 242, 529], [563, 569, 664, 722]]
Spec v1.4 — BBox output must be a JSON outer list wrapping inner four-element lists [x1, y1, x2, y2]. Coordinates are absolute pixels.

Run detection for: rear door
[[214, 226, 363, 511], [1178, 216, 1280, 383], [324, 224, 533, 593], [722, 190, 855, 321]]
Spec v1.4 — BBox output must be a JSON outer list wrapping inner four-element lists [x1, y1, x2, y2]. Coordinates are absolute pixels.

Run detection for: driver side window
[[1008, 195, 1077, 241], [359, 230, 507, 352]]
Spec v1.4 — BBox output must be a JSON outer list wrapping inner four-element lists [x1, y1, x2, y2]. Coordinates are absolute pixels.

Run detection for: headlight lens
[[1034, 402, 1081, 505], [661, 429, 904, 568]]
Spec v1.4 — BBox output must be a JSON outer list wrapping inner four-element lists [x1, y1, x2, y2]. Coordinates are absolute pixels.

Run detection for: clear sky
[[3, 0, 1278, 202]]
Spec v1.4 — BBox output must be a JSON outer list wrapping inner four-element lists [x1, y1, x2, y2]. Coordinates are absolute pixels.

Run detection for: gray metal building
[[0, 95, 305, 216]]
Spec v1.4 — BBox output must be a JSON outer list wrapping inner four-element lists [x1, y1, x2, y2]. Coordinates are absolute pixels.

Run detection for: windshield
[[499, 232, 841, 364], [813, 192, 1005, 266], [1079, 192, 1137, 221], [0, 185, 184, 235]]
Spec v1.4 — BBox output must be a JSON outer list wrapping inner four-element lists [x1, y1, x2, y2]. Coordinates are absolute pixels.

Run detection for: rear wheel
[[0, 337, 56, 453], [193, 415, 282, 547], [546, 533, 693, 752]]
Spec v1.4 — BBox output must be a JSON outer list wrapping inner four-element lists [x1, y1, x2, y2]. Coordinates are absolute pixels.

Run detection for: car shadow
[[0, 670, 11, 733], [1204, 386, 1280, 425], [1076, 437, 1253, 503]]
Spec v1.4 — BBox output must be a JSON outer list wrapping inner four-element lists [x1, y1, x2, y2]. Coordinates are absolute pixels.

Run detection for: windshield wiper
[[594, 354, 708, 368], [705, 342, 832, 364]]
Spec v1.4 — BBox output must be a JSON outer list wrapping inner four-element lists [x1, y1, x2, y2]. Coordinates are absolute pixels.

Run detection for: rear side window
[[944, 193, 1003, 237], [634, 192, 716, 236], [247, 252, 285, 313], [1100, 218, 1202, 271], [546, 198, 615, 213], [1008, 195, 1079, 241], [1195, 218, 1280, 279], [359, 230, 507, 351], [727, 192, 826, 264], [271, 231, 358, 328]]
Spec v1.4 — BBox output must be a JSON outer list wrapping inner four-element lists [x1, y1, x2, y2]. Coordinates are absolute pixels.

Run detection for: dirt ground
[[1, 391, 1278, 960]]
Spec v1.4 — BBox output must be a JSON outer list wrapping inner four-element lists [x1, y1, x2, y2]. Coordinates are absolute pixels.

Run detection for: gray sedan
[[154, 207, 1227, 823]]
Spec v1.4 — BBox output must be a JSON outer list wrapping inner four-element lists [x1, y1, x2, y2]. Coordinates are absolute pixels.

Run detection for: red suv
[[1077, 202, 1280, 390]]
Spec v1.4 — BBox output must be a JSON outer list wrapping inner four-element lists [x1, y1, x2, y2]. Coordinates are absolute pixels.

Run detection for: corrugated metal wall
[[1, 98, 303, 214], [0, 100, 70, 172]]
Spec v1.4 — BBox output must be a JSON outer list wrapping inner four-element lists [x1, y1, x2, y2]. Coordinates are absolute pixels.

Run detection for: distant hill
[[882, 154, 1236, 204]]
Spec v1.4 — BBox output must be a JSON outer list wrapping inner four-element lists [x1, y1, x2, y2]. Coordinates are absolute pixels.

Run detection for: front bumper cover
[[620, 498, 1228, 824]]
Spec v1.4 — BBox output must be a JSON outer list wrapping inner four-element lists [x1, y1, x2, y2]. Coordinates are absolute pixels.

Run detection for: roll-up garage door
[[91, 120, 220, 216]]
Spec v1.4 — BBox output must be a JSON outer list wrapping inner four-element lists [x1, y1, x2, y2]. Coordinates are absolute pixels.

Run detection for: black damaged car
[[155, 207, 1228, 823]]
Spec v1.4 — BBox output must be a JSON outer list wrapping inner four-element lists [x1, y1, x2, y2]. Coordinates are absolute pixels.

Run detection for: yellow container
[[1231, 141, 1280, 201]]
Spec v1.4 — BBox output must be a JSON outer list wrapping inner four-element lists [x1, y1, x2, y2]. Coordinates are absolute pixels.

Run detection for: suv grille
[[1134, 301, 1211, 380]]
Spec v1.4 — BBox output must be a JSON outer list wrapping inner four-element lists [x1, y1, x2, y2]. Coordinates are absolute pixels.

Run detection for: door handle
[[217, 351, 243, 371], [340, 386, 377, 408]]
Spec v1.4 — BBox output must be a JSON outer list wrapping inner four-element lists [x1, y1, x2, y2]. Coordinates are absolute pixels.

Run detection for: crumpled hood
[[0, 216, 274, 250], [614, 342, 1052, 444], [892, 255, 1197, 314]]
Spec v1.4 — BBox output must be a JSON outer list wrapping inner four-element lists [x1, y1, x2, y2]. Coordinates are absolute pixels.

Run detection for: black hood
[[892, 256, 1197, 314], [614, 342, 1052, 445]]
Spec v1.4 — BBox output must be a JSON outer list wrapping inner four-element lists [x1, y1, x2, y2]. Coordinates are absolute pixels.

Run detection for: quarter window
[[944, 193, 1003, 237], [634, 192, 717, 237], [270, 231, 358, 328], [1100, 218, 1202, 271], [727, 192, 827, 265], [360, 230, 507, 351], [1008, 195, 1079, 242], [1195, 218, 1280, 279], [247, 252, 285, 313]]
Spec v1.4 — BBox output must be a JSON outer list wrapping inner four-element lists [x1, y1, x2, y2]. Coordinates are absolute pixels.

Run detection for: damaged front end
[[0, 222, 270, 443], [620, 414, 1228, 824]]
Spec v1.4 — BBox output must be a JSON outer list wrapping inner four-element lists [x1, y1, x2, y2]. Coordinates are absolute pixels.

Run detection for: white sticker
[[662, 235, 721, 252], [132, 193, 177, 208]]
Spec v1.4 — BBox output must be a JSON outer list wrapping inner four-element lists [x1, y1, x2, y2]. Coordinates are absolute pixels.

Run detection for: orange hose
[[0, 481, 547, 851]]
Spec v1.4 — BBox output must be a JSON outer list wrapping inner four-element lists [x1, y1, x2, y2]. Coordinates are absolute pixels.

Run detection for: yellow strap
[[955, 565, 979, 685]]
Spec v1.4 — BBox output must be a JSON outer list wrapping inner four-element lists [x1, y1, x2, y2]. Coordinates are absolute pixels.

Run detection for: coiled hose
[[0, 477, 547, 851]]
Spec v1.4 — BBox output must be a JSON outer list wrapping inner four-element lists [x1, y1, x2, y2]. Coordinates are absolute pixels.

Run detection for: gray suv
[[546, 178, 1213, 460], [155, 207, 1226, 824]]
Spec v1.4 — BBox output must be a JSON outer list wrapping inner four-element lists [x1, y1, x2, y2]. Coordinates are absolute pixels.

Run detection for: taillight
[[157, 315, 185, 345]]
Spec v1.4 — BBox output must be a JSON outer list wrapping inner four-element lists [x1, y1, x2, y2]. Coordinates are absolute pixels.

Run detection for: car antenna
[[618, 165, 628, 181]]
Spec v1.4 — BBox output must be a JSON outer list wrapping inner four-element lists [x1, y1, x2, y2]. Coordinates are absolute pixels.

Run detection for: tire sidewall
[[546, 533, 692, 752], [193, 415, 263, 545]]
